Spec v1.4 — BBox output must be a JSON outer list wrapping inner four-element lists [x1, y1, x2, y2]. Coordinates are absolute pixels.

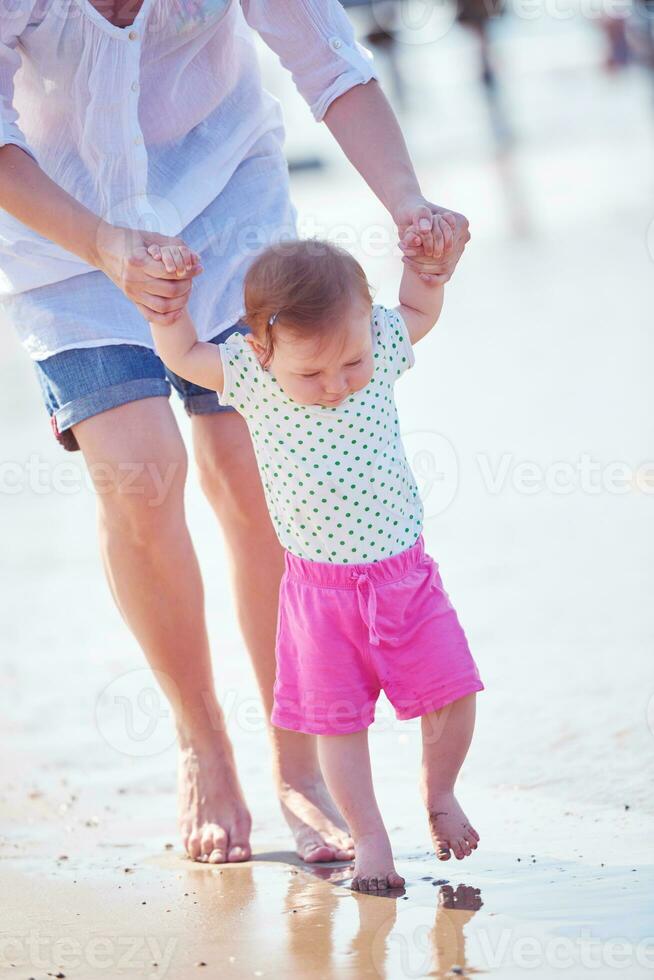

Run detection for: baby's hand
[[398, 213, 457, 283], [147, 241, 202, 277]]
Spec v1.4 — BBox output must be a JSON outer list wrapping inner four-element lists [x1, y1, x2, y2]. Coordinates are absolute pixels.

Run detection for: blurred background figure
[[628, 0, 654, 94]]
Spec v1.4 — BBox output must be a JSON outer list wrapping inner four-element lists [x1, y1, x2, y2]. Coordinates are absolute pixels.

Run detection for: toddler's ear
[[244, 332, 267, 364]]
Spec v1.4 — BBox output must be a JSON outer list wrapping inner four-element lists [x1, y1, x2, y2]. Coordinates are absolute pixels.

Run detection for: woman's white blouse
[[0, 0, 378, 298]]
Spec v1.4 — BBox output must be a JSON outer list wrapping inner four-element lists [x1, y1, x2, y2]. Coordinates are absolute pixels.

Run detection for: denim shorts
[[34, 320, 249, 452]]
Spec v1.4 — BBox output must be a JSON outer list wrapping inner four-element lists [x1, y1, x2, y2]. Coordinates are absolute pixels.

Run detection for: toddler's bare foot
[[351, 830, 405, 892], [427, 791, 479, 861], [177, 727, 252, 864]]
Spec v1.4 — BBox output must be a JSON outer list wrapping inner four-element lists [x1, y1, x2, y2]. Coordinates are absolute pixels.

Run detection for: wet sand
[[2, 28, 654, 980], [1, 749, 652, 978]]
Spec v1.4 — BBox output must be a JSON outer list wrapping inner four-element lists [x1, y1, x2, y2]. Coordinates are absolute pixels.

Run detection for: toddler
[[148, 224, 484, 892]]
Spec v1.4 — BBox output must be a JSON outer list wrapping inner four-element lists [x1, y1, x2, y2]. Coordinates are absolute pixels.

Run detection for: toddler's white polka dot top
[[218, 303, 423, 563]]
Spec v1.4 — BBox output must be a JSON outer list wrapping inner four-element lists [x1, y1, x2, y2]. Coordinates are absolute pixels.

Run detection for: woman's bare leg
[[317, 730, 404, 891], [73, 396, 252, 863], [192, 411, 355, 863]]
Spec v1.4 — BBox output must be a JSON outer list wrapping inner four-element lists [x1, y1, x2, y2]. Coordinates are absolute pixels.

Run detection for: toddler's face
[[249, 301, 374, 408]]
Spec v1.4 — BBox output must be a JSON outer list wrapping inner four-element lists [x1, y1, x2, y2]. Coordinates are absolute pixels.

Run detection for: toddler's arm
[[146, 244, 225, 392], [395, 216, 446, 344]]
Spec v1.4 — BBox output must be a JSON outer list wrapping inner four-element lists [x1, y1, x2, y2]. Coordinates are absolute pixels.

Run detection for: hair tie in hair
[[268, 311, 279, 327]]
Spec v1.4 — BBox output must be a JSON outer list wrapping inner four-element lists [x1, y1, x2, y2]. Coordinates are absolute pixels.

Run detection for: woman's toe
[[202, 827, 226, 859], [227, 843, 250, 862], [302, 842, 337, 863], [388, 871, 405, 889]]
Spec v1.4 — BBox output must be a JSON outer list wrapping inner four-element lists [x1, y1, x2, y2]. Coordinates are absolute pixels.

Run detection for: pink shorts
[[271, 535, 484, 735]]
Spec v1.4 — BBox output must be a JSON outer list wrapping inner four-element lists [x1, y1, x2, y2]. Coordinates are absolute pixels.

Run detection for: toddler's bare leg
[[317, 729, 405, 892], [421, 693, 480, 861]]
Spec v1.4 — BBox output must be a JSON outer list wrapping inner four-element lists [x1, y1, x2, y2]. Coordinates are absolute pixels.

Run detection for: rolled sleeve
[[240, 0, 379, 122], [0, 5, 38, 162]]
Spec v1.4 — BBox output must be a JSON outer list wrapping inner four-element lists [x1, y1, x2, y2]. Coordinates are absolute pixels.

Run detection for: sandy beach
[[2, 18, 654, 980]]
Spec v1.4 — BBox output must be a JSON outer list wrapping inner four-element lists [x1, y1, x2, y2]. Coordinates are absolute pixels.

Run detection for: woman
[[0, 0, 470, 865]]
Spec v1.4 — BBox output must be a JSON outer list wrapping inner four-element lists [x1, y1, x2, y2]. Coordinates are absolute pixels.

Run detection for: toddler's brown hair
[[243, 238, 374, 367]]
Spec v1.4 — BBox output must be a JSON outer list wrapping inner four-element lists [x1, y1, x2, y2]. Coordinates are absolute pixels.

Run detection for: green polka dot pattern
[[217, 304, 423, 563]]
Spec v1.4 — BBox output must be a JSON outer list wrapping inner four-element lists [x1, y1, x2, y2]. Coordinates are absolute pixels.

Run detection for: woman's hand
[[95, 223, 203, 326], [394, 197, 470, 286]]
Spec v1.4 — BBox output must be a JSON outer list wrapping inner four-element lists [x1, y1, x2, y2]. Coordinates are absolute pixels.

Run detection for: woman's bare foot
[[427, 791, 479, 861], [277, 771, 356, 863], [350, 830, 405, 892], [273, 729, 355, 863], [177, 725, 252, 864]]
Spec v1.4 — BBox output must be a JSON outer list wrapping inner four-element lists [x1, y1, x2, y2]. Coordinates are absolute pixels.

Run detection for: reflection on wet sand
[[364, 881, 483, 979], [166, 852, 485, 979], [435, 884, 484, 977], [284, 866, 341, 974]]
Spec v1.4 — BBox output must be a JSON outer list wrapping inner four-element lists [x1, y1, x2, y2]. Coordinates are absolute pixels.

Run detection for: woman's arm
[[0, 145, 201, 324], [0, 144, 106, 267], [322, 80, 470, 281], [240, 1, 468, 278]]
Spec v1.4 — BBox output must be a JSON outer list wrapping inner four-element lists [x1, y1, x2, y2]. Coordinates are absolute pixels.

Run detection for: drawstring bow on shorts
[[353, 571, 396, 646]]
